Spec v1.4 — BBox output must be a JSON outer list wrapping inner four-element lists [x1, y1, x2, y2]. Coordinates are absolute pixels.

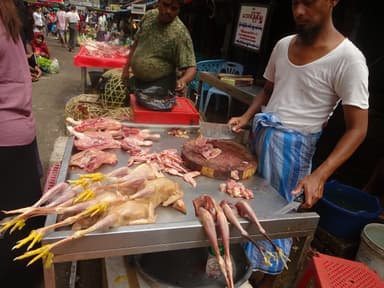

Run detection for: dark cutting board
[[181, 139, 257, 179]]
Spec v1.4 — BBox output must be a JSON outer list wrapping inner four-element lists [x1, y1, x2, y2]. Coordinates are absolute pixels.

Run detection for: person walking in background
[[228, 0, 369, 287], [66, 5, 79, 52], [96, 12, 107, 41], [46, 9, 57, 37], [122, 0, 196, 95], [32, 6, 44, 34], [56, 5, 67, 48], [0, 1, 45, 287]]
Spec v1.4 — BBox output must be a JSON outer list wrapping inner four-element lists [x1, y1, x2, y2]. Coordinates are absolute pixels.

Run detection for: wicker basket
[[99, 68, 129, 108], [64, 94, 132, 121]]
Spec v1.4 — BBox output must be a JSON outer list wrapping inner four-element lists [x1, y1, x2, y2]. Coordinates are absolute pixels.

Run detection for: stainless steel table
[[42, 125, 319, 288]]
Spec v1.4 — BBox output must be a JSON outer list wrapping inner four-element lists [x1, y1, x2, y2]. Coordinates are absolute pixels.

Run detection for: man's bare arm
[[175, 66, 197, 94], [121, 41, 137, 81], [292, 105, 368, 207]]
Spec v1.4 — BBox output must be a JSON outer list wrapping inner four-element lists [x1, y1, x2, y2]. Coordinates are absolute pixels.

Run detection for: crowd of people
[[19, 3, 135, 81]]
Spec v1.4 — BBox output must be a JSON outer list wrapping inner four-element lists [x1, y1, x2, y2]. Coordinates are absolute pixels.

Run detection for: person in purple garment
[[0, 1, 44, 287]]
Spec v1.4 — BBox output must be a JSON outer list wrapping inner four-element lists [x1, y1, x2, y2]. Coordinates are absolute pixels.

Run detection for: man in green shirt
[[122, 0, 196, 95]]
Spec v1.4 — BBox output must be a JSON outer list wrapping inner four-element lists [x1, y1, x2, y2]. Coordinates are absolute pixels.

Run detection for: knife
[[199, 121, 236, 140], [274, 194, 304, 215]]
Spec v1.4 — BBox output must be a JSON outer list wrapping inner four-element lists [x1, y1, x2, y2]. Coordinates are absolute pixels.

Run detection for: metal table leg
[[80, 67, 87, 93], [44, 264, 56, 288]]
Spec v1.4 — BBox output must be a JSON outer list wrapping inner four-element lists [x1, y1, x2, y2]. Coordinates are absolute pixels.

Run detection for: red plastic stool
[[297, 253, 384, 288]]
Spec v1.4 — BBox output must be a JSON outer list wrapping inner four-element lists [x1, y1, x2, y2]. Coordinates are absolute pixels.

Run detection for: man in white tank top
[[229, 0, 369, 286]]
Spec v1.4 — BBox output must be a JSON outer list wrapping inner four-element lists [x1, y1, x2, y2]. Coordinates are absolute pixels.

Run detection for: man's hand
[[175, 79, 186, 95], [228, 116, 249, 133], [121, 65, 130, 82], [291, 172, 326, 208]]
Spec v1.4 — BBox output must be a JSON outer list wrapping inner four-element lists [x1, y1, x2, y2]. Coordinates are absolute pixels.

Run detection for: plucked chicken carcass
[[1, 163, 186, 267], [193, 195, 290, 286]]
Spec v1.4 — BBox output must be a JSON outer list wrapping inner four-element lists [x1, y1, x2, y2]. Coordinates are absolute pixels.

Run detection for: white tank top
[[263, 35, 369, 133]]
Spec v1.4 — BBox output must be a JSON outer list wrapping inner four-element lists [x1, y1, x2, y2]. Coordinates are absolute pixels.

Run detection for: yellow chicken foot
[[81, 202, 109, 217], [67, 178, 89, 188], [13, 206, 96, 251], [0, 217, 26, 234], [14, 243, 55, 267], [78, 172, 105, 182], [16, 211, 120, 268], [67, 172, 105, 188], [13, 230, 43, 251], [72, 189, 95, 204]]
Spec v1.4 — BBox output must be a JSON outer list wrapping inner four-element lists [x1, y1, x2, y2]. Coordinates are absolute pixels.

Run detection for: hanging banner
[[131, 4, 146, 15], [234, 4, 268, 52]]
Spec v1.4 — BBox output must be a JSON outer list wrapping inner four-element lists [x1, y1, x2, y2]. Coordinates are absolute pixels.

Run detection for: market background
[[27, 0, 384, 287]]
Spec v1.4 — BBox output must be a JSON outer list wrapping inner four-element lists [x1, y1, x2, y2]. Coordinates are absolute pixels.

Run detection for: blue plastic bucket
[[314, 180, 382, 239]]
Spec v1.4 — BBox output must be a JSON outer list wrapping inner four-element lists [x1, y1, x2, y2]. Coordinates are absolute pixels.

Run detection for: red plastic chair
[[297, 253, 384, 288]]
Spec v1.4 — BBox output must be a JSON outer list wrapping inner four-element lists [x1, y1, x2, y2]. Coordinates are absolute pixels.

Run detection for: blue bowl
[[314, 180, 382, 239]]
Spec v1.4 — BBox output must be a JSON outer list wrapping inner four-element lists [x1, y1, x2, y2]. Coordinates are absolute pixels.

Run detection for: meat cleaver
[[274, 194, 304, 215], [199, 121, 237, 140]]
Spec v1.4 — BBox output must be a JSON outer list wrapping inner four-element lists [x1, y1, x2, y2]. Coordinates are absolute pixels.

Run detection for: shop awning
[[24, 0, 64, 4], [40, 0, 64, 3]]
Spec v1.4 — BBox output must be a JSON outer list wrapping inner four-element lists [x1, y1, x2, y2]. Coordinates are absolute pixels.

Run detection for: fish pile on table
[[0, 163, 186, 267], [82, 39, 129, 58]]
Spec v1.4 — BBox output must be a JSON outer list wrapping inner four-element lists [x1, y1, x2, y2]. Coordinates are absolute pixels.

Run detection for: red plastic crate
[[43, 161, 62, 194], [130, 94, 200, 125], [297, 253, 384, 288]]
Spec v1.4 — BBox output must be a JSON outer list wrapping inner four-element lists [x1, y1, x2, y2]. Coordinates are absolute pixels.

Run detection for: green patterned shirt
[[131, 9, 196, 83]]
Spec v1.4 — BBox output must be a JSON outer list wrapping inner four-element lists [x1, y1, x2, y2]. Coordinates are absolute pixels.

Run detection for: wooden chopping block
[[181, 139, 257, 179]]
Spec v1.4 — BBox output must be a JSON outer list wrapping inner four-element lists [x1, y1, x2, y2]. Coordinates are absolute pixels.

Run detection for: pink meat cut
[[66, 117, 122, 132], [67, 126, 121, 151], [70, 149, 118, 172]]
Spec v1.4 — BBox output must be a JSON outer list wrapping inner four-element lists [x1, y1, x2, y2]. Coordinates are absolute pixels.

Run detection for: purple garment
[[0, 22, 36, 146]]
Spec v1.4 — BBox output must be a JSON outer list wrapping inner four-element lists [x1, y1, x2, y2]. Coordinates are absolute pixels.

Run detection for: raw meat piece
[[70, 149, 118, 172], [67, 126, 121, 151], [66, 117, 122, 132]]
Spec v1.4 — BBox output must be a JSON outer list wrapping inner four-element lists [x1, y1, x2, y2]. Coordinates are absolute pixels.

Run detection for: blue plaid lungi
[[243, 113, 321, 274]]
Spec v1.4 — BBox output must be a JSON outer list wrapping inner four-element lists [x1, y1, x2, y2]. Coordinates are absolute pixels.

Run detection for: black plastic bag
[[135, 86, 176, 111]]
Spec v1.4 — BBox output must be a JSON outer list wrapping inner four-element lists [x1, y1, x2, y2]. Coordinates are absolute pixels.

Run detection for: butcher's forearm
[[122, 42, 136, 78], [179, 66, 197, 85]]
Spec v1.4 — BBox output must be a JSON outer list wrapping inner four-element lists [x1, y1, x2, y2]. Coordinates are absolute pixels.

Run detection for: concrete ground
[[32, 36, 81, 178]]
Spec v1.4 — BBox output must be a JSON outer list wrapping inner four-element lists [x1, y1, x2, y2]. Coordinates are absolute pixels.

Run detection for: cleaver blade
[[200, 121, 236, 140]]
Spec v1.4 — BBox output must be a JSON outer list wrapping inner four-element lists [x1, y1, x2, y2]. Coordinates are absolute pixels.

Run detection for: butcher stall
[[73, 41, 128, 93], [28, 121, 320, 288]]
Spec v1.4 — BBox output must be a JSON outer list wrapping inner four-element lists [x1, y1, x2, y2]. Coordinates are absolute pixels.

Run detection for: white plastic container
[[355, 223, 384, 280]]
